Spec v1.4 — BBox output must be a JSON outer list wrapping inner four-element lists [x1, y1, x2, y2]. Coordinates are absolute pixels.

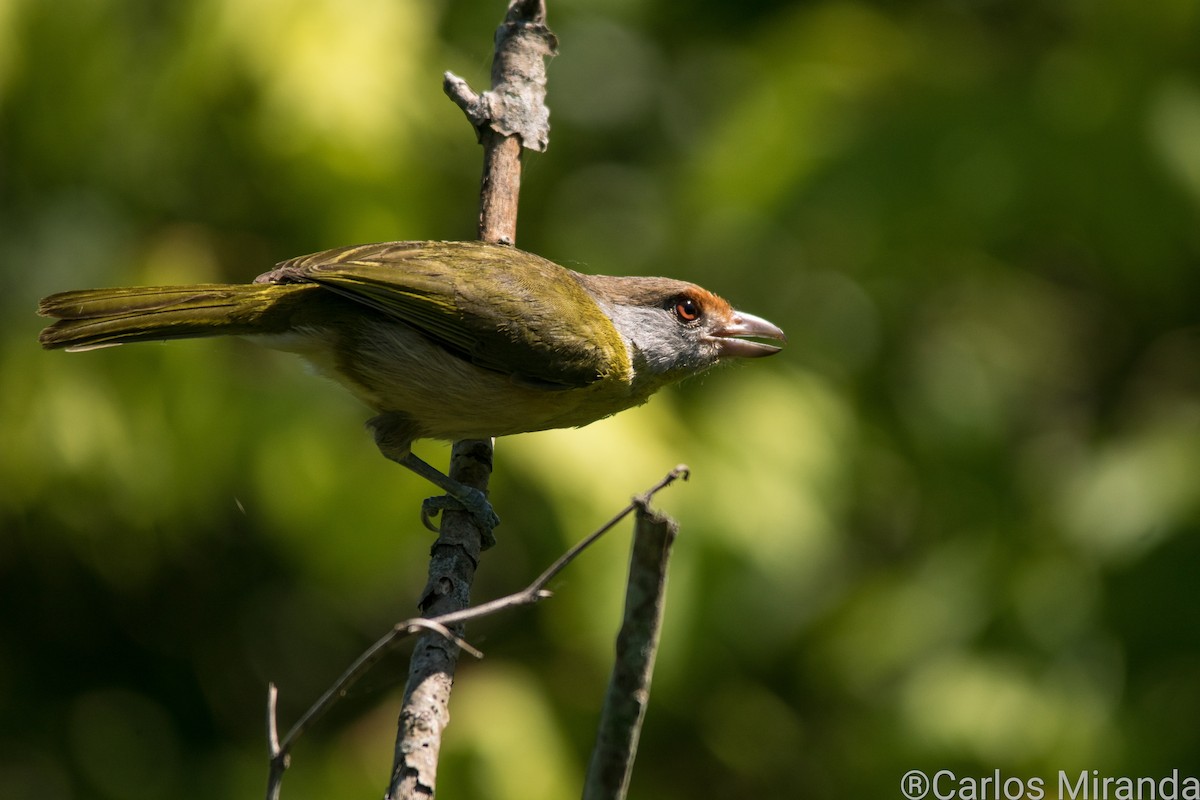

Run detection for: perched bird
[[38, 240, 785, 541]]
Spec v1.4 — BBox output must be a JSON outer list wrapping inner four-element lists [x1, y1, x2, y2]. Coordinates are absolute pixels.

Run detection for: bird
[[38, 240, 785, 544]]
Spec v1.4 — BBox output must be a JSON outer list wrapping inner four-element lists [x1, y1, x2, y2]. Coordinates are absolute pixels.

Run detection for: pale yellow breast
[[251, 321, 646, 443]]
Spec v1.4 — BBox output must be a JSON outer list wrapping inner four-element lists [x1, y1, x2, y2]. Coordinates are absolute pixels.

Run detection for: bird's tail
[[38, 283, 314, 351]]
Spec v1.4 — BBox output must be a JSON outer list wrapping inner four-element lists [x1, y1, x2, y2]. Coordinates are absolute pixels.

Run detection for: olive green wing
[[261, 241, 631, 388]]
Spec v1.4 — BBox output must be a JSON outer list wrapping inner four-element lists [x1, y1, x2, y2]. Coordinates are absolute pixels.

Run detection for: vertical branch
[[477, 131, 525, 244], [446, 0, 556, 245], [583, 502, 679, 800], [386, 2, 556, 799]]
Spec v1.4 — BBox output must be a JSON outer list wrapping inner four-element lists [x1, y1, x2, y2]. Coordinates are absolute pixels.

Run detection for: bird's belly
[[253, 323, 642, 442]]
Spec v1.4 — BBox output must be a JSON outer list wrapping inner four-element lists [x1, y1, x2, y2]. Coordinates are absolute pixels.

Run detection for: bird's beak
[[712, 311, 786, 358]]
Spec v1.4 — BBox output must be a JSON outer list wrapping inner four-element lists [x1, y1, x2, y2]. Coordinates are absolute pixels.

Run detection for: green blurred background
[[3, 0, 1200, 797]]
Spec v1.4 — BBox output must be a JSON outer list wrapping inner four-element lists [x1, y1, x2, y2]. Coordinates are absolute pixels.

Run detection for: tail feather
[[38, 283, 315, 351]]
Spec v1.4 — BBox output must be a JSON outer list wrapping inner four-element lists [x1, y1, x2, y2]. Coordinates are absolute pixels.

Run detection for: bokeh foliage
[[2, 0, 1199, 798]]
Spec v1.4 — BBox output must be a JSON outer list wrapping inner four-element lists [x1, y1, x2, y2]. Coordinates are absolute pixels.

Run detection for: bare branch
[[265, 684, 286, 800], [262, 465, 688, 799], [389, 1, 555, 795], [583, 501, 680, 800]]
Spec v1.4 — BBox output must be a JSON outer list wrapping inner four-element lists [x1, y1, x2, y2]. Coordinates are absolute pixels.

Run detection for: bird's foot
[[371, 438, 500, 549], [420, 489, 499, 549]]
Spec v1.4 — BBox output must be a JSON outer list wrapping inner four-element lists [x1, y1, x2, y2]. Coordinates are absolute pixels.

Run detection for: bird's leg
[[398, 451, 500, 545], [367, 414, 499, 547]]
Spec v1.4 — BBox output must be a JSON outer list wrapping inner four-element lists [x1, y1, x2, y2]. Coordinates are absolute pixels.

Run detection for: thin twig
[[263, 464, 688, 800], [265, 684, 286, 800]]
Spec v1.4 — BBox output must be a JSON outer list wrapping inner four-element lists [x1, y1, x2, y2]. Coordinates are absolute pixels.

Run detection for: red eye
[[674, 296, 701, 322]]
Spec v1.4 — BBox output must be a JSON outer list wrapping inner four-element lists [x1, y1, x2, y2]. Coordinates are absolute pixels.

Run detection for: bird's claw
[[419, 496, 454, 533], [420, 489, 499, 549]]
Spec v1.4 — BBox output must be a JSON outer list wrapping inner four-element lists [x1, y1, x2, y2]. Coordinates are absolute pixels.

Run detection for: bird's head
[[576, 274, 786, 391]]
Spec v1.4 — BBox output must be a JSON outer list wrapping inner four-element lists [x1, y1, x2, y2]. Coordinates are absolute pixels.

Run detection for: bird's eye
[[673, 296, 702, 323]]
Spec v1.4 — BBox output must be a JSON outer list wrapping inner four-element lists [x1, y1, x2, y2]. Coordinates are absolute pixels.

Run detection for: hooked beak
[[712, 310, 786, 358]]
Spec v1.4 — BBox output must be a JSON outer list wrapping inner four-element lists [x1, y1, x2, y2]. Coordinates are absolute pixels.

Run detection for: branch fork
[[264, 465, 689, 800]]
